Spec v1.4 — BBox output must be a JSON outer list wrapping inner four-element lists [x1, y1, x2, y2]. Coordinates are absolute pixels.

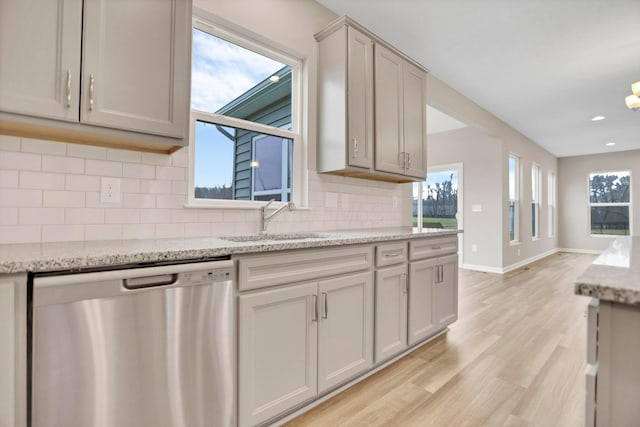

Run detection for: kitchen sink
[[220, 233, 329, 242]]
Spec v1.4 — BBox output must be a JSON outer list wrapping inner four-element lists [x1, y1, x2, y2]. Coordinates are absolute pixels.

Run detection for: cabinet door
[[0, 274, 27, 427], [317, 271, 373, 393], [435, 254, 459, 328], [402, 61, 427, 179], [347, 26, 374, 169], [408, 258, 437, 345], [375, 265, 408, 363], [81, 0, 189, 138], [0, 0, 82, 121], [374, 44, 405, 175], [238, 283, 318, 427]]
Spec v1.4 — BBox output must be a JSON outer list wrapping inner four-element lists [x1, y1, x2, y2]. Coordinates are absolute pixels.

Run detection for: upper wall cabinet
[[316, 16, 428, 183], [0, 0, 191, 153]]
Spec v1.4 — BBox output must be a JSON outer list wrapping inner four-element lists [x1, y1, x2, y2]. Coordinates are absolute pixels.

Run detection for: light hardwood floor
[[285, 252, 596, 427]]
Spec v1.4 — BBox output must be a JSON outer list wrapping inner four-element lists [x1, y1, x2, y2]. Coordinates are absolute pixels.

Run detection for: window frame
[[548, 171, 556, 238], [250, 133, 292, 202], [588, 170, 632, 237], [186, 13, 305, 209], [509, 154, 521, 244], [531, 163, 541, 240]]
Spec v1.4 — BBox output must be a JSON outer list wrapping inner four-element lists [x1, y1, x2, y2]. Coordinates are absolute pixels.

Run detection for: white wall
[[422, 76, 558, 270], [427, 127, 502, 270], [558, 150, 640, 252], [0, 0, 408, 244]]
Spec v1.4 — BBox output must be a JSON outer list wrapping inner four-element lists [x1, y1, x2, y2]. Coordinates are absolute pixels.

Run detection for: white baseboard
[[461, 264, 503, 274], [502, 248, 559, 273], [557, 248, 603, 255]]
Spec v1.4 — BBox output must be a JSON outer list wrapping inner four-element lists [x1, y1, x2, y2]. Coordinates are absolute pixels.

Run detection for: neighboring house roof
[[215, 66, 291, 120]]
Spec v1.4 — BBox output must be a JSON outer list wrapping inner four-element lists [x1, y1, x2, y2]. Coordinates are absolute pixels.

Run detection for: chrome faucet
[[260, 199, 296, 234]]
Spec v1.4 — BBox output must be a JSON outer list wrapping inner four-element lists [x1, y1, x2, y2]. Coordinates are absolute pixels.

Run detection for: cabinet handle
[[399, 151, 406, 168], [66, 69, 72, 108], [405, 153, 411, 169], [352, 138, 359, 158], [384, 252, 401, 258], [432, 246, 441, 250], [402, 273, 408, 294], [312, 294, 318, 322], [439, 265, 444, 283], [322, 292, 328, 319], [88, 73, 95, 111]]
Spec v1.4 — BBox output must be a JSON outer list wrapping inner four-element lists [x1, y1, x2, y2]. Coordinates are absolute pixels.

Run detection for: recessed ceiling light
[[269, 75, 280, 83], [605, 142, 616, 146], [591, 116, 606, 121]]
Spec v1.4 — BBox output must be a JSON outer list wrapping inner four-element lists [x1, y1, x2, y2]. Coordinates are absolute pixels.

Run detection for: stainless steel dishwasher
[[31, 258, 235, 427]]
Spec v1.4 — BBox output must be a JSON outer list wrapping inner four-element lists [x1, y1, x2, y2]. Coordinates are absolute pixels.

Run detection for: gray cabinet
[[374, 264, 408, 362], [0, 0, 190, 151], [316, 16, 427, 183], [435, 254, 458, 328], [408, 257, 438, 345], [0, 274, 28, 427]]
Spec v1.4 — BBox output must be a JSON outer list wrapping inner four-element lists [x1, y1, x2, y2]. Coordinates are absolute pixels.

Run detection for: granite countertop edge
[[0, 228, 461, 274]]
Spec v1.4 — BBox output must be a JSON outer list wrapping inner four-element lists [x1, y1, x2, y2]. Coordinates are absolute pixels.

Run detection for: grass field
[[412, 217, 458, 229], [591, 229, 629, 235]]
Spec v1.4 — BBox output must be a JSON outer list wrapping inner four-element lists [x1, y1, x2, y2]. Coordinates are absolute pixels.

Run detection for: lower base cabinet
[[408, 258, 438, 345], [374, 265, 408, 362], [238, 271, 373, 427]]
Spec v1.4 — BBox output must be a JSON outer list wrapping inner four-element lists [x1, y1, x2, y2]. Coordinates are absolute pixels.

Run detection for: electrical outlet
[[100, 177, 121, 203]]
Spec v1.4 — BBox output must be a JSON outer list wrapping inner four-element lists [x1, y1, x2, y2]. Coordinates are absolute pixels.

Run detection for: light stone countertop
[[575, 236, 640, 305], [0, 227, 461, 274]]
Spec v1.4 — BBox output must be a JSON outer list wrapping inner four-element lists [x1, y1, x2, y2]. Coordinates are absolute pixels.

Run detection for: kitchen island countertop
[[575, 236, 640, 305], [0, 227, 461, 274]]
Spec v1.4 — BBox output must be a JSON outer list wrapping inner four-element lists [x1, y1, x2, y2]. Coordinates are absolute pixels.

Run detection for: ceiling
[[315, 0, 640, 158]]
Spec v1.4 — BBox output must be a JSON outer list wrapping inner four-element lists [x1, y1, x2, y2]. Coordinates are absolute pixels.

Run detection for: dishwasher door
[[31, 260, 235, 427]]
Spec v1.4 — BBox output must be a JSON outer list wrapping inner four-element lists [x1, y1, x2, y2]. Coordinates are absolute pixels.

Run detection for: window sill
[[183, 201, 311, 211], [590, 234, 624, 239], [509, 240, 521, 246]]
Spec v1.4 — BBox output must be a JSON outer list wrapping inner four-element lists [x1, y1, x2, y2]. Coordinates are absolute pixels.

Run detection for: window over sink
[[188, 14, 303, 208]]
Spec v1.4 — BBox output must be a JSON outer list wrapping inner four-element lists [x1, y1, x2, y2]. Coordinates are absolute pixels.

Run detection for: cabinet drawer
[[587, 298, 599, 364], [376, 242, 407, 267], [409, 236, 457, 261], [237, 245, 373, 291]]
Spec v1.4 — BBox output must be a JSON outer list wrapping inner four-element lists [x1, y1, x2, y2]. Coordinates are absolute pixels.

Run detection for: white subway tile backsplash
[[107, 148, 141, 163], [85, 224, 122, 241], [105, 208, 140, 224], [120, 178, 141, 193], [156, 194, 185, 209], [141, 152, 172, 166], [156, 166, 185, 181], [67, 144, 107, 160], [123, 223, 155, 239], [42, 225, 84, 243], [0, 136, 21, 152], [0, 170, 19, 188], [140, 179, 172, 194], [123, 193, 155, 209], [20, 171, 65, 190], [22, 138, 67, 155], [197, 209, 223, 223], [0, 225, 41, 244], [185, 222, 211, 237], [42, 155, 83, 174], [0, 208, 19, 225], [0, 151, 41, 171], [86, 192, 123, 208], [0, 189, 42, 207], [19, 208, 64, 225], [155, 223, 184, 239], [65, 208, 105, 224], [85, 159, 122, 177], [123, 163, 155, 179], [171, 148, 189, 167], [43, 191, 84, 208], [171, 180, 187, 195], [140, 209, 171, 224], [170, 209, 198, 223], [65, 175, 100, 192]]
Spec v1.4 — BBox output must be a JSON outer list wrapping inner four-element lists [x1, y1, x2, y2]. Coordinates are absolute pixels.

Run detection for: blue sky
[[191, 29, 286, 191], [413, 170, 459, 199]]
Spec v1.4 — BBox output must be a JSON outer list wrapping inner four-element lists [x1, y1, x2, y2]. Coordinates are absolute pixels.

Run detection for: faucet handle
[[262, 199, 276, 211]]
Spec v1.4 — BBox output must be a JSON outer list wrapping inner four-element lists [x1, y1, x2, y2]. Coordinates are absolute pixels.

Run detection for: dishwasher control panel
[[179, 266, 234, 285]]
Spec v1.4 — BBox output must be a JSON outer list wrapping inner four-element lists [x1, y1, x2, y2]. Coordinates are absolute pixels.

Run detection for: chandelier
[[626, 81, 640, 111]]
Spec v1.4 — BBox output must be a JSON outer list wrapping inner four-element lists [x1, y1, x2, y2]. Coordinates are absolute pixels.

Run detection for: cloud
[[191, 29, 287, 112]]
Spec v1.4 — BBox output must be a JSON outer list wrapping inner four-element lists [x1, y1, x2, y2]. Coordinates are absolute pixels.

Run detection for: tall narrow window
[[189, 19, 301, 206], [531, 163, 541, 239], [589, 171, 631, 236], [548, 171, 556, 237], [509, 154, 520, 243]]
